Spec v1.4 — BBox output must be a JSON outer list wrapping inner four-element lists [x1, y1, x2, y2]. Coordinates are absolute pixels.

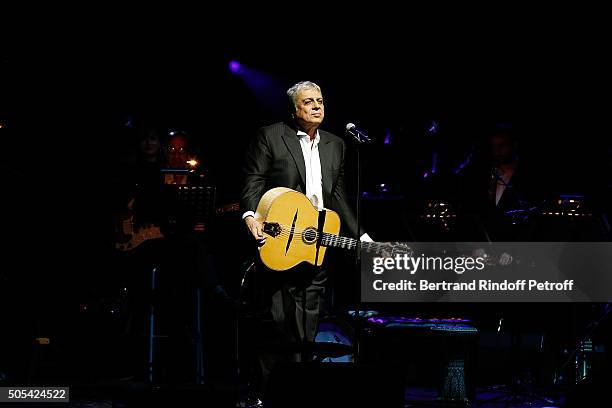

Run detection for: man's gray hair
[[287, 81, 322, 112]]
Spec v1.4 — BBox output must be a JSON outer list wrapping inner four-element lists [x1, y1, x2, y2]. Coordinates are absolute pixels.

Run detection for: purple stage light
[[123, 117, 134, 129], [454, 148, 474, 174], [230, 62, 288, 115], [384, 130, 391, 144], [427, 120, 439, 135], [228, 60, 242, 74], [431, 152, 438, 174]]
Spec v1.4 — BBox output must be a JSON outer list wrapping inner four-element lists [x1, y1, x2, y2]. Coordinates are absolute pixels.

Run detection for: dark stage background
[[3, 31, 610, 270], [1, 22, 611, 395]]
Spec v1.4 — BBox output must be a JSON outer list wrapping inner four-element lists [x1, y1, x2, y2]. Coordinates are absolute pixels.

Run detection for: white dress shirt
[[243, 128, 372, 242], [297, 129, 324, 210], [494, 163, 516, 206]]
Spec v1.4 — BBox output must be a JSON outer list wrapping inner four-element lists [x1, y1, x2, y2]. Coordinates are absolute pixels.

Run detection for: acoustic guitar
[[255, 187, 409, 271]]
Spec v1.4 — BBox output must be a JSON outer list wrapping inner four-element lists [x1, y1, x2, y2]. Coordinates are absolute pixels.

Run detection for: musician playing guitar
[[111, 122, 232, 383], [240, 81, 373, 395]]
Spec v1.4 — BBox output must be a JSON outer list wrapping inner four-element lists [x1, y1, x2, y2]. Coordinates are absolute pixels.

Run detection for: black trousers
[[255, 263, 327, 392]]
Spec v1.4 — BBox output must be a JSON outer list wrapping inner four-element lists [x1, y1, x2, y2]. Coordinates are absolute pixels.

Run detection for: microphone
[[345, 123, 372, 143]]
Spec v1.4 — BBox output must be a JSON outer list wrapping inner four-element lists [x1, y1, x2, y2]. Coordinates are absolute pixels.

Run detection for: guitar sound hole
[[302, 227, 318, 244]]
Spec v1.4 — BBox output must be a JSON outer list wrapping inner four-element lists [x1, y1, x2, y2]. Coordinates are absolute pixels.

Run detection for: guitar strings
[[262, 223, 399, 251], [264, 230, 404, 252]]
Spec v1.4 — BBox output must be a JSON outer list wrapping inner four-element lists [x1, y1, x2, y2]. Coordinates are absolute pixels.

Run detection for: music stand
[[173, 183, 216, 385], [174, 185, 217, 229], [160, 166, 216, 230], [150, 173, 217, 385]]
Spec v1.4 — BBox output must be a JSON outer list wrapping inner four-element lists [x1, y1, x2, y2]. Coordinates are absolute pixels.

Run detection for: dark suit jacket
[[241, 121, 360, 238], [459, 161, 541, 241]]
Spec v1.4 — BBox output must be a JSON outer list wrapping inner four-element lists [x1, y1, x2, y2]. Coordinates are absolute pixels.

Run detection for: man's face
[[167, 135, 188, 168], [293, 88, 324, 128], [490, 134, 516, 164], [140, 132, 160, 157]]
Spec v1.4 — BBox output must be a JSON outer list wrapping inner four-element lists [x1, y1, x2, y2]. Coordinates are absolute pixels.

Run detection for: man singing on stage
[[240, 81, 371, 398]]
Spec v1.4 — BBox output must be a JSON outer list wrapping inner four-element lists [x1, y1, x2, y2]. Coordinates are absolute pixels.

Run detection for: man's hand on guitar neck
[[244, 215, 266, 244]]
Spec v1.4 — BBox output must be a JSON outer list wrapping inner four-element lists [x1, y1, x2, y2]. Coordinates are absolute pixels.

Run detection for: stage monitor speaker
[[266, 362, 404, 408]]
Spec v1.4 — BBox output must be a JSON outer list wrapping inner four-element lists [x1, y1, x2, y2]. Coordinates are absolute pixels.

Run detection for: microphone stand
[[346, 127, 370, 364]]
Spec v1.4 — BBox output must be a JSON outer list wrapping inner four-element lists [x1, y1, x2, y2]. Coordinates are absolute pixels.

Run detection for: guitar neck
[[321, 234, 392, 254]]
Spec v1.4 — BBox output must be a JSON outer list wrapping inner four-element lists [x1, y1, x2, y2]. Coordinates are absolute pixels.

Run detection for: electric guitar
[[255, 187, 410, 271], [114, 201, 240, 252]]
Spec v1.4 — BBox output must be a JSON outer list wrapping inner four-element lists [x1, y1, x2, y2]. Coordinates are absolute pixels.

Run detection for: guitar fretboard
[[320, 233, 404, 254]]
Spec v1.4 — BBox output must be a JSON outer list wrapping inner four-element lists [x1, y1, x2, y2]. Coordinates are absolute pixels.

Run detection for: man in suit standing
[[459, 126, 541, 242], [240, 81, 371, 395]]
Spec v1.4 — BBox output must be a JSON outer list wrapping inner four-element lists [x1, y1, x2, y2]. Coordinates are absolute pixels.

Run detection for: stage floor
[[54, 383, 568, 407]]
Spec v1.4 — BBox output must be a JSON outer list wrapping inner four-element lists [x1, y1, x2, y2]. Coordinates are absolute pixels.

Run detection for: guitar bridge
[[263, 222, 281, 237]]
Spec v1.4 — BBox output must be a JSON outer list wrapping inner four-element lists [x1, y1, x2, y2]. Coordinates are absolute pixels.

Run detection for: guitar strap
[[314, 209, 327, 266]]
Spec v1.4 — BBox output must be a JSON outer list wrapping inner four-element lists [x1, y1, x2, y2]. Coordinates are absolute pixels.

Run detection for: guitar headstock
[[370, 242, 413, 258], [390, 242, 413, 257]]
